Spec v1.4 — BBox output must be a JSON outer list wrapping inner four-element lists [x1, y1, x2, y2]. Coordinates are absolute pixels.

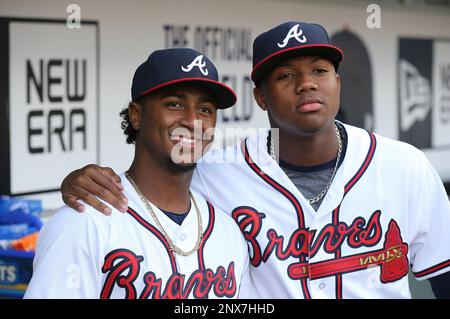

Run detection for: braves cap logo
[[277, 24, 307, 48], [181, 55, 209, 76]]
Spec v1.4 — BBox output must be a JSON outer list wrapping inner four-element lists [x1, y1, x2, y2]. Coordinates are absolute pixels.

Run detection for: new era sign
[[398, 37, 450, 149], [0, 18, 99, 195]]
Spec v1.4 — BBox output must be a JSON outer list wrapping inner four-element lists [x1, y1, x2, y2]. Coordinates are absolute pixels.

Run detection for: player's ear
[[128, 101, 142, 130], [253, 86, 268, 111]]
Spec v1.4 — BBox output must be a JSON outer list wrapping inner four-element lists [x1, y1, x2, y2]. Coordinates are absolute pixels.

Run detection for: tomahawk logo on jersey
[[25, 174, 249, 299], [193, 123, 450, 299]]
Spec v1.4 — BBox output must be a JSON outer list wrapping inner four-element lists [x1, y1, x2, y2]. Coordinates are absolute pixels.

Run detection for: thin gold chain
[[125, 172, 203, 256], [269, 122, 342, 204]]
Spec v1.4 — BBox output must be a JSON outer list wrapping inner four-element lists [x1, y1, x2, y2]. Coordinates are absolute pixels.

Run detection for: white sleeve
[[409, 152, 450, 280], [24, 206, 108, 298]]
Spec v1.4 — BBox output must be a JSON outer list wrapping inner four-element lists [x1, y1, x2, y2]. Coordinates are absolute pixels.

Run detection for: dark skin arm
[[61, 164, 128, 215]]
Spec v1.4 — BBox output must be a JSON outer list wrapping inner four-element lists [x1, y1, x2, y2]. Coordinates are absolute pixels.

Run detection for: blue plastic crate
[[0, 196, 42, 217], [0, 249, 34, 298]]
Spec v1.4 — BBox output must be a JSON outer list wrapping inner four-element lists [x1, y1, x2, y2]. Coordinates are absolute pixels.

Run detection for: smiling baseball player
[[60, 22, 450, 299], [24, 48, 249, 299]]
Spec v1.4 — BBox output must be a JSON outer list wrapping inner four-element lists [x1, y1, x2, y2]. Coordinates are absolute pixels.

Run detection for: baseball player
[[24, 48, 250, 299], [60, 22, 450, 299]]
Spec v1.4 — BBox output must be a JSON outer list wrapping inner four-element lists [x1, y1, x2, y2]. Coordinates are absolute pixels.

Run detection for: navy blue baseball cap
[[251, 21, 344, 83], [131, 48, 236, 109]]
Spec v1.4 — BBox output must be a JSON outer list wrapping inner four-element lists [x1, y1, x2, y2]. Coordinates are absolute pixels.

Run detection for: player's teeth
[[181, 138, 195, 143], [172, 136, 196, 143]]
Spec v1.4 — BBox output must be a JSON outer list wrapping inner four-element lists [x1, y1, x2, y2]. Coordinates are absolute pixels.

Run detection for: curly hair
[[120, 106, 137, 144]]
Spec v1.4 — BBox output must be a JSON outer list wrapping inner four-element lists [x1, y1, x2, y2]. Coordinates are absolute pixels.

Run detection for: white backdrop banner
[[8, 19, 98, 195]]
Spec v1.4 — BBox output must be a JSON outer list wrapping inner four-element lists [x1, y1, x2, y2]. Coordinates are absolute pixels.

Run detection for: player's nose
[[178, 105, 200, 129], [295, 75, 318, 93]]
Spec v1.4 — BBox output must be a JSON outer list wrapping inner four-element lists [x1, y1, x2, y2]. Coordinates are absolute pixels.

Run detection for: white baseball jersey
[[192, 123, 450, 299], [24, 173, 249, 299]]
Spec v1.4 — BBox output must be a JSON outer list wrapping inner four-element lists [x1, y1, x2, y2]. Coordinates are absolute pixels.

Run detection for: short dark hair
[[120, 95, 150, 144], [120, 106, 136, 144]]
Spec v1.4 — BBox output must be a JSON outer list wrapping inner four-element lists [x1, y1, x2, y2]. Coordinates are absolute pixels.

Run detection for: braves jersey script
[[192, 123, 450, 299], [24, 173, 249, 299]]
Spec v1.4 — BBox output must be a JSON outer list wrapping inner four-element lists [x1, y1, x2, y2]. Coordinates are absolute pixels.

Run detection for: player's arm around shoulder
[[24, 204, 112, 299]]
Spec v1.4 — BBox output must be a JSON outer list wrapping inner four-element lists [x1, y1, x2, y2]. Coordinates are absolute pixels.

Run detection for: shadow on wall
[[331, 29, 373, 131]]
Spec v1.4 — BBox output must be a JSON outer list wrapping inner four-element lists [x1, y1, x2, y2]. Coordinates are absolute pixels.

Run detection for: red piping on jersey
[[413, 259, 450, 278], [241, 131, 377, 299], [344, 132, 377, 194], [127, 207, 178, 274], [332, 131, 377, 299], [197, 201, 216, 271], [241, 141, 305, 227], [241, 139, 311, 299]]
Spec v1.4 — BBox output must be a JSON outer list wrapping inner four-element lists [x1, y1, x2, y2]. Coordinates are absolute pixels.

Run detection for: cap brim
[[137, 78, 237, 109], [251, 44, 343, 83]]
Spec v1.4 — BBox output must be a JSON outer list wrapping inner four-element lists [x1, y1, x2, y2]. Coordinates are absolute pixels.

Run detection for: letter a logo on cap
[[277, 24, 307, 48], [181, 55, 209, 76]]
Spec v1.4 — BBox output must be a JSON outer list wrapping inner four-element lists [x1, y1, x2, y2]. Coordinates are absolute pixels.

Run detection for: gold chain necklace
[[268, 122, 342, 205], [125, 172, 203, 256]]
